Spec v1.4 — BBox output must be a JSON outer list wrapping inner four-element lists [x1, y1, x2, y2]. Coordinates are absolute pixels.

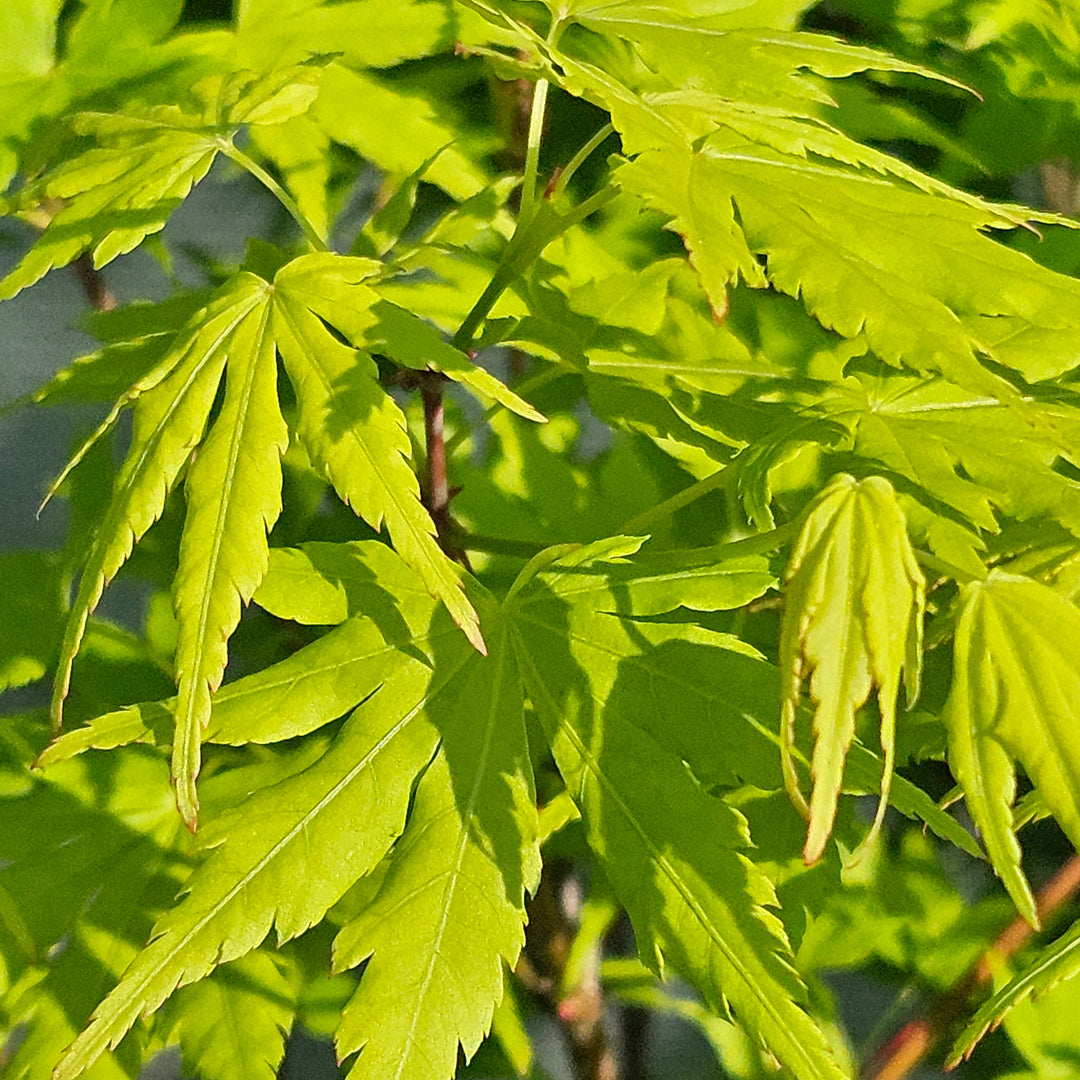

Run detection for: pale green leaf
[[53, 683, 445, 1080], [508, 549, 849, 1080], [828, 373, 1080, 538], [51, 255, 484, 807], [272, 254, 484, 652], [164, 951, 296, 1080], [779, 474, 925, 863], [943, 573, 1080, 926], [0, 0, 62, 79], [171, 282, 287, 827], [0, 120, 219, 301], [313, 65, 488, 202], [50, 283, 259, 733], [236, 0, 453, 71], [0, 60, 329, 301], [334, 604, 539, 1079]]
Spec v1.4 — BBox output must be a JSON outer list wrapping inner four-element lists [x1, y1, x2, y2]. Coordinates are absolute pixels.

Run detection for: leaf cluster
[[5, 2, 1080, 1080]]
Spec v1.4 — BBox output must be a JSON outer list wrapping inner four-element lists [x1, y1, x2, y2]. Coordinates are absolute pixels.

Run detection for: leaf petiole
[[550, 123, 616, 201], [221, 143, 329, 253], [519, 18, 567, 224]]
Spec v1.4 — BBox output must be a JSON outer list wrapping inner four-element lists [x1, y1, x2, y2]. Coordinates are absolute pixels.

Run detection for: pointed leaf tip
[[943, 572, 1080, 926], [781, 474, 924, 864]]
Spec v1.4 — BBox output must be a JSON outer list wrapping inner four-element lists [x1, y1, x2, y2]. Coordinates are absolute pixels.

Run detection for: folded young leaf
[[508, 544, 850, 1080], [943, 572, 1080, 927], [780, 474, 925, 864]]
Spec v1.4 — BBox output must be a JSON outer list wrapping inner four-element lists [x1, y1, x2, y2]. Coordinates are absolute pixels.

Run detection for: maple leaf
[[512, 7, 1080, 403], [827, 372, 1080, 538], [0, 752, 184, 1080], [49, 539, 854, 1080], [943, 572, 1080, 927], [48, 251, 530, 826], [332, 600, 539, 1080], [779, 474, 925, 864], [506, 540, 849, 1080], [0, 60, 330, 302], [163, 952, 297, 1080]]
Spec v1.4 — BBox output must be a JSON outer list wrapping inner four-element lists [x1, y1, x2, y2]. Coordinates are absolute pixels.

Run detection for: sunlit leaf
[[943, 573, 1080, 927], [780, 474, 925, 863]]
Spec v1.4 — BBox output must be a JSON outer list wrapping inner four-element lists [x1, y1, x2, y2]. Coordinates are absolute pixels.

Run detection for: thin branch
[[71, 253, 117, 312], [420, 371, 469, 568], [862, 853, 1080, 1080]]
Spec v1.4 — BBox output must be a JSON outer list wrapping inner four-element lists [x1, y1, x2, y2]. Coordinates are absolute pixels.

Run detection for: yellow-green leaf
[[943, 572, 1080, 927], [172, 284, 287, 828], [780, 474, 925, 863]]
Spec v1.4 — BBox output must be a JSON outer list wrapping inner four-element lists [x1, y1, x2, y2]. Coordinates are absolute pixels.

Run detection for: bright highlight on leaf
[[0, 59, 330, 302], [780, 473, 925, 864], [49, 250, 542, 824], [13, 1, 1080, 1077], [943, 572, 1080, 927]]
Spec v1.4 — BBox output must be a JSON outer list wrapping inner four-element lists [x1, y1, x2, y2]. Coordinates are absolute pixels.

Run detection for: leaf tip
[[175, 780, 199, 832]]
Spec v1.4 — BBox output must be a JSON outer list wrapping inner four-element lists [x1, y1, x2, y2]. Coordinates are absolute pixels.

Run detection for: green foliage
[[5, 2, 1080, 1079], [780, 473, 924, 864]]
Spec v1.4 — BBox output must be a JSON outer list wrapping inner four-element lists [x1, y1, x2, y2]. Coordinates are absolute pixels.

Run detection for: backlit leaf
[[780, 474, 925, 863], [333, 602, 539, 1080], [943, 573, 1080, 926]]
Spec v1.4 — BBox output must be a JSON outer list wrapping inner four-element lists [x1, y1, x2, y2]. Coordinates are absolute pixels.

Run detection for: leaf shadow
[[421, 592, 536, 909]]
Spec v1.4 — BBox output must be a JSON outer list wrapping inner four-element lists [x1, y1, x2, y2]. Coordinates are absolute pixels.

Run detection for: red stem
[[862, 853, 1080, 1080]]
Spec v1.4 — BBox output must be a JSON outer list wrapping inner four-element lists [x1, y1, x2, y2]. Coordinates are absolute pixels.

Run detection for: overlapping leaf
[[0, 753, 184, 1080], [0, 60, 329, 302], [162, 948, 297, 1080], [49, 252, 528, 826], [827, 373, 1080, 537], [780, 474, 925, 863], [49, 538, 850, 1080], [52, 554, 531, 1080], [333, 604, 539, 1079], [509, 5, 1080, 402], [943, 572, 1080, 927], [52, 656, 451, 1079], [507, 541, 849, 1080]]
